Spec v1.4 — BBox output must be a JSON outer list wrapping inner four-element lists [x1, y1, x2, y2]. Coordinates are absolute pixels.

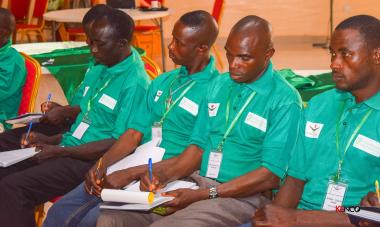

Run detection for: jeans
[[43, 182, 102, 227]]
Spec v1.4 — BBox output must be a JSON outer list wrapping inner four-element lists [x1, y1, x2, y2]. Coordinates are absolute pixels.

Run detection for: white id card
[[151, 122, 162, 140], [322, 181, 347, 211], [72, 122, 90, 140], [206, 151, 223, 179]]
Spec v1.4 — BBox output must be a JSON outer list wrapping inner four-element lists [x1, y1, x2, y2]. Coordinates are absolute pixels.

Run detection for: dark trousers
[[0, 122, 64, 152], [0, 157, 94, 227]]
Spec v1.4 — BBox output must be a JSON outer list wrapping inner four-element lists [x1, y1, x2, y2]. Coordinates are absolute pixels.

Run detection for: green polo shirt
[[288, 89, 380, 210], [61, 48, 150, 147], [196, 62, 302, 183], [0, 40, 26, 128], [129, 57, 219, 159]]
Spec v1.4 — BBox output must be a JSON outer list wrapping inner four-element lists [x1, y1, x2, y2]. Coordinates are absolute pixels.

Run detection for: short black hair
[[82, 4, 111, 25], [335, 15, 380, 49], [0, 8, 15, 33], [180, 10, 212, 28], [104, 8, 135, 41]]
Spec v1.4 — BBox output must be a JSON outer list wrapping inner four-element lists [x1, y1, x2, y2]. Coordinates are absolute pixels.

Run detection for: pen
[[376, 180, 380, 203], [24, 122, 33, 145], [43, 93, 52, 114], [95, 157, 103, 185], [148, 158, 154, 204]]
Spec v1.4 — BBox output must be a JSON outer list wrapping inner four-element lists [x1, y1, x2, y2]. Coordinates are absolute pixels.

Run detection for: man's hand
[[161, 188, 207, 214], [102, 169, 137, 190], [139, 170, 169, 192], [31, 144, 65, 163], [40, 101, 61, 113], [254, 204, 297, 227], [20, 131, 52, 148], [360, 192, 380, 207], [39, 105, 68, 126], [84, 162, 106, 197]]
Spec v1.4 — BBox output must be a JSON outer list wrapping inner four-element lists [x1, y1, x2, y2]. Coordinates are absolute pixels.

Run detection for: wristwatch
[[209, 186, 219, 199]]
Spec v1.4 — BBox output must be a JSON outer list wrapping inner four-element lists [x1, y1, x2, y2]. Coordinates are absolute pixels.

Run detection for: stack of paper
[[100, 180, 198, 211], [0, 148, 37, 167], [5, 113, 43, 125]]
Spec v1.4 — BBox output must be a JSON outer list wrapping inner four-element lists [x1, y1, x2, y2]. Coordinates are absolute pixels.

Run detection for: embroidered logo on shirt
[[179, 97, 198, 116], [244, 112, 267, 132], [305, 121, 324, 138], [353, 134, 380, 157], [98, 94, 117, 110], [83, 86, 90, 97], [154, 90, 163, 102], [208, 103, 220, 117]]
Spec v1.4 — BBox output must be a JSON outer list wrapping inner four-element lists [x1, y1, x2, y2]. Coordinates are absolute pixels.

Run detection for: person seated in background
[[96, 15, 302, 227], [0, 6, 151, 227], [254, 15, 380, 227], [0, 4, 110, 152], [43, 10, 219, 227], [0, 8, 26, 131]]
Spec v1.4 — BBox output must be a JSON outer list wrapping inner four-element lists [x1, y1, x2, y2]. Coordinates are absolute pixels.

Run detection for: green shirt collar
[[106, 47, 140, 75], [239, 61, 274, 95], [177, 56, 217, 82], [337, 89, 380, 111], [0, 40, 12, 56]]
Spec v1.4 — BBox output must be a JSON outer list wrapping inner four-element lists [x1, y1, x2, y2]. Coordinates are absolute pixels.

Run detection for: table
[[44, 8, 170, 71]]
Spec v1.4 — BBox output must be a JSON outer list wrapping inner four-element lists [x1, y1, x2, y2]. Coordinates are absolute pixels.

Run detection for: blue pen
[[25, 122, 33, 144], [43, 93, 52, 114], [148, 158, 153, 183]]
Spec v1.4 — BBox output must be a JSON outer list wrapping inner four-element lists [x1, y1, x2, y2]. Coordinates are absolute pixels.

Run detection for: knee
[[97, 211, 117, 227]]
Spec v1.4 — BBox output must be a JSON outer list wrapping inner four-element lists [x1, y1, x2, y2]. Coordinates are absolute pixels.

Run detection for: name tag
[[98, 94, 117, 110], [244, 112, 267, 132], [322, 181, 347, 211], [206, 151, 223, 179], [208, 103, 220, 117], [178, 97, 198, 116], [151, 122, 162, 141], [72, 122, 90, 140], [83, 86, 89, 97], [154, 90, 163, 102], [353, 134, 380, 157], [305, 121, 324, 138]]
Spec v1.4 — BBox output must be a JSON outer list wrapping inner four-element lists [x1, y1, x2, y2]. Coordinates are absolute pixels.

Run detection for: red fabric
[[135, 25, 159, 32], [32, 0, 48, 18], [15, 24, 40, 29], [212, 0, 224, 22], [18, 57, 37, 115], [9, 0, 30, 20], [67, 27, 85, 34]]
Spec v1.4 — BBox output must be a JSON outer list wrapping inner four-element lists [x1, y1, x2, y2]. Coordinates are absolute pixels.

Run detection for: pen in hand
[[375, 180, 380, 203], [23, 122, 33, 146], [43, 93, 52, 114], [148, 158, 154, 204], [95, 157, 103, 185]]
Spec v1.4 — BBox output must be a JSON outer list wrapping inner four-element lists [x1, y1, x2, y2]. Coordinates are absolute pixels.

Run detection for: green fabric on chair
[[32, 46, 146, 104]]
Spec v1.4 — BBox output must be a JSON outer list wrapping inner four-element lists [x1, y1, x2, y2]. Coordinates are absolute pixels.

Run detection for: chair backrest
[[9, 0, 30, 21], [141, 55, 161, 80], [18, 53, 41, 115], [212, 0, 224, 23], [32, 0, 49, 18]]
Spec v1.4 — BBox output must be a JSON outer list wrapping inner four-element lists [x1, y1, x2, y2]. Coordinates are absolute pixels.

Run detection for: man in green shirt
[[96, 15, 302, 227], [43, 10, 220, 227], [254, 15, 380, 227], [0, 7, 150, 227], [0, 8, 26, 130]]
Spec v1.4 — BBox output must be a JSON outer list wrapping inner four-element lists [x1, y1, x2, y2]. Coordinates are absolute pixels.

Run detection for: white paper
[[353, 134, 380, 157], [5, 113, 43, 125], [106, 138, 164, 175], [0, 147, 37, 167], [72, 122, 90, 140], [178, 97, 198, 116], [98, 94, 117, 110], [305, 121, 324, 138], [244, 112, 267, 132]]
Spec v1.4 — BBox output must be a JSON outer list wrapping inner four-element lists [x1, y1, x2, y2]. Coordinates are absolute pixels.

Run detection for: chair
[[12, 0, 49, 43], [18, 53, 42, 115], [141, 55, 161, 79], [211, 0, 225, 70]]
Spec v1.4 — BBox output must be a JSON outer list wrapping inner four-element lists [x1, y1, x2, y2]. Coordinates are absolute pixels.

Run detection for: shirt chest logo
[[179, 97, 198, 116], [208, 103, 220, 117], [98, 94, 117, 110], [305, 121, 324, 138], [244, 112, 267, 132], [154, 90, 163, 102], [83, 86, 90, 97], [353, 134, 380, 157]]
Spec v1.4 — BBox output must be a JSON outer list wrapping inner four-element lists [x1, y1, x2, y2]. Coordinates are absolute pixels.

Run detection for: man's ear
[[373, 48, 380, 65], [119, 38, 128, 48], [264, 48, 275, 63], [197, 44, 209, 55]]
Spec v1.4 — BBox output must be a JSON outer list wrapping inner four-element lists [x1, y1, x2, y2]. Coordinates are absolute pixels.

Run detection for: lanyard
[[159, 76, 196, 125], [334, 102, 373, 181], [216, 90, 257, 152], [85, 74, 116, 119]]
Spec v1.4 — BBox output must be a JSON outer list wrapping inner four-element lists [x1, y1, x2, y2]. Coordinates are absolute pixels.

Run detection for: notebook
[[5, 113, 43, 125], [0, 147, 37, 167], [100, 180, 198, 211], [347, 206, 380, 225]]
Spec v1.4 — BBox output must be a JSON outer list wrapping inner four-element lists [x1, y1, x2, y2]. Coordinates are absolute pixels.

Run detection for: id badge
[[152, 122, 162, 140], [322, 180, 347, 211], [72, 122, 90, 140], [205, 151, 223, 179]]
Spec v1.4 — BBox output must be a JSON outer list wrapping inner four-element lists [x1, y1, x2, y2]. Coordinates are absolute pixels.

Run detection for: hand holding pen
[[148, 158, 154, 204], [21, 122, 33, 148]]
